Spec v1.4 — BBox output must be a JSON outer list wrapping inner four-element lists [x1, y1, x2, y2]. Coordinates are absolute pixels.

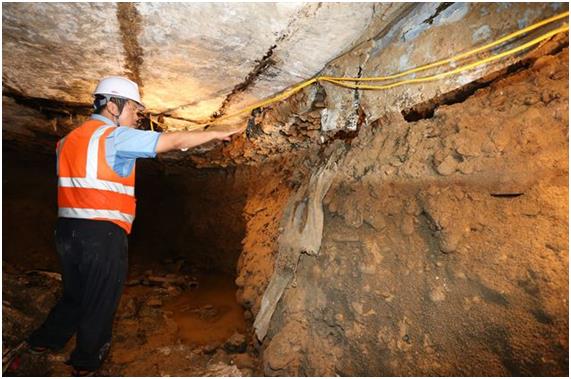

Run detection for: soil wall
[[256, 47, 568, 376]]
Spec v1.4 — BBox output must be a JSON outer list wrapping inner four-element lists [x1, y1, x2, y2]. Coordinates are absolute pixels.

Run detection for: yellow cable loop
[[156, 11, 567, 132]]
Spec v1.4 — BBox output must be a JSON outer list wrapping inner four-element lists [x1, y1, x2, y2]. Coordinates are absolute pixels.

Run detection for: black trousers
[[27, 218, 128, 371]]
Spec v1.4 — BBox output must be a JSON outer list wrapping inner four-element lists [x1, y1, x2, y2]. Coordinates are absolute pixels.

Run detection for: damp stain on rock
[[116, 3, 145, 91]]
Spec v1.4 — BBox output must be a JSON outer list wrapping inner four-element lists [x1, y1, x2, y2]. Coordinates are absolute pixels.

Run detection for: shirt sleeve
[[112, 127, 161, 159]]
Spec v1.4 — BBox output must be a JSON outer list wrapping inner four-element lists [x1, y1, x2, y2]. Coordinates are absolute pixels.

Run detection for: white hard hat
[[94, 76, 144, 107]]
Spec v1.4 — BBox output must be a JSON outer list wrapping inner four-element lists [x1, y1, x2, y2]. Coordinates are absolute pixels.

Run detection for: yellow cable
[[157, 11, 567, 132], [207, 78, 319, 126], [181, 23, 567, 131], [318, 25, 569, 91], [321, 10, 569, 83]]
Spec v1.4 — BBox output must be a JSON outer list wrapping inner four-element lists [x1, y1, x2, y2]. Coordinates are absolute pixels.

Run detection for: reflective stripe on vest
[[57, 120, 136, 233], [58, 177, 135, 196], [86, 125, 114, 178], [58, 207, 135, 224]]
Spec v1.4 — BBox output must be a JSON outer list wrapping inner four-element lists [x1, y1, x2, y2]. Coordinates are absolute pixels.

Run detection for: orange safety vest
[[57, 119, 136, 234]]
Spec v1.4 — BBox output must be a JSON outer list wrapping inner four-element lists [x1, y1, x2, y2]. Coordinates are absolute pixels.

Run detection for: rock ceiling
[[2, 3, 404, 140]]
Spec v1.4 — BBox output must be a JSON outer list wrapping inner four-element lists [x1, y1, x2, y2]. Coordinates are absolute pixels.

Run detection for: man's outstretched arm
[[155, 128, 243, 153]]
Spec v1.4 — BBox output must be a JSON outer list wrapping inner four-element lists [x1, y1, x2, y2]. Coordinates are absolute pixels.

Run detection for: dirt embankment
[[259, 48, 568, 376], [236, 155, 310, 318]]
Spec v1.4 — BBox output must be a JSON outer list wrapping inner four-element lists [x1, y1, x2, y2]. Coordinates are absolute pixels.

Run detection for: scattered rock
[[401, 215, 415, 235], [231, 353, 255, 369], [119, 298, 138, 319], [456, 142, 480, 158], [202, 343, 219, 355], [358, 263, 376, 275], [25, 270, 62, 282], [439, 230, 462, 254], [435, 155, 458, 176], [146, 297, 163, 308], [204, 362, 243, 377], [224, 332, 247, 353], [429, 286, 446, 302], [147, 275, 187, 287], [210, 349, 232, 365], [126, 278, 141, 286], [531, 55, 557, 76], [240, 368, 254, 376], [166, 286, 181, 296], [382, 293, 395, 302], [540, 90, 559, 105], [458, 161, 475, 175]]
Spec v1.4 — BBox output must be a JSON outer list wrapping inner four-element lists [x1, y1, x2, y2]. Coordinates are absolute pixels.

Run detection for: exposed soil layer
[[259, 48, 568, 376]]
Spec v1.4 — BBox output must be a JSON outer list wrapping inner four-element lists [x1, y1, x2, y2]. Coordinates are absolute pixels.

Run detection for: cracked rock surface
[[2, 3, 400, 128]]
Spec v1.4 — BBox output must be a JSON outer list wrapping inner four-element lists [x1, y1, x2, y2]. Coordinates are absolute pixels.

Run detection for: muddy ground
[[3, 263, 261, 376]]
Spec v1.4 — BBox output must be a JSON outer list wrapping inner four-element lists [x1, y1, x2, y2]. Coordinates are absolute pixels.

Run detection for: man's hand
[[155, 126, 245, 153], [212, 127, 246, 142]]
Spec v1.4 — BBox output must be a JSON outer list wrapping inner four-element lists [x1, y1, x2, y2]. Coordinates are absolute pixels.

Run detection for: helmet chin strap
[[94, 95, 126, 126]]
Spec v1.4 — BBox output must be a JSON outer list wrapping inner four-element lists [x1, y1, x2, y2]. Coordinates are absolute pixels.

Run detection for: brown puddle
[[163, 272, 246, 346]]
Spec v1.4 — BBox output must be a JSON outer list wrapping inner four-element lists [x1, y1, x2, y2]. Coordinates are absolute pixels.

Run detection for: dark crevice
[[490, 193, 524, 198], [3, 129, 63, 155], [372, 3, 416, 43], [531, 308, 554, 324], [346, 65, 365, 131], [5, 85, 163, 134], [3, 86, 92, 117], [158, 4, 314, 121], [245, 108, 263, 140], [331, 129, 359, 143], [116, 3, 145, 91], [401, 33, 568, 123], [157, 87, 231, 118], [353, 65, 364, 104], [310, 83, 327, 109], [210, 45, 278, 121], [422, 3, 454, 25], [416, 209, 445, 258], [401, 59, 530, 122]]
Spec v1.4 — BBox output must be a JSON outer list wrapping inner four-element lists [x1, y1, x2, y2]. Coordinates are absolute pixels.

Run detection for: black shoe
[[72, 368, 96, 377]]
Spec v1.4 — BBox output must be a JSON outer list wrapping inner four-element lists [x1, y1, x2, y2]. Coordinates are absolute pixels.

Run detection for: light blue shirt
[[91, 114, 161, 177]]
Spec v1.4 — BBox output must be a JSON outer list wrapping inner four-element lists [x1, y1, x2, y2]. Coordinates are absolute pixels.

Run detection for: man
[[26, 76, 241, 376]]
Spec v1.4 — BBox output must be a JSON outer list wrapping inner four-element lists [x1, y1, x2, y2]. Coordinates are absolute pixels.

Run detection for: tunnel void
[[132, 160, 247, 274], [2, 146, 249, 276]]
